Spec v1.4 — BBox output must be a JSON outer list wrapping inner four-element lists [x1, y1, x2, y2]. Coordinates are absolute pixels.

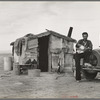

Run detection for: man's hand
[[77, 43, 82, 47]]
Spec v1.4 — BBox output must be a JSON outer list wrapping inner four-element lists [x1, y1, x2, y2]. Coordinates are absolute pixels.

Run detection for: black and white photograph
[[0, 1, 100, 99]]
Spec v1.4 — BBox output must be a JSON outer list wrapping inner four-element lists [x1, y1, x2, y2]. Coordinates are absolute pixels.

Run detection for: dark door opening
[[38, 36, 49, 72]]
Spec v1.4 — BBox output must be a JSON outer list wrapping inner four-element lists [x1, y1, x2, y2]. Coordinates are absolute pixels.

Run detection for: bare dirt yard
[[0, 54, 100, 99]]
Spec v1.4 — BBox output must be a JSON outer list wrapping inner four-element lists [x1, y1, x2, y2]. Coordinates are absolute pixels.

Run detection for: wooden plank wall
[[49, 35, 74, 71], [18, 39, 38, 65]]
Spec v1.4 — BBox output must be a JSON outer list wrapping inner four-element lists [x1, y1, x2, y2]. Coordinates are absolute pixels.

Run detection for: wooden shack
[[10, 30, 76, 72]]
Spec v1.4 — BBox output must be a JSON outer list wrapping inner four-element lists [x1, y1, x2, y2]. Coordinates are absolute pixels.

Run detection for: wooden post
[[48, 35, 52, 72], [37, 47, 39, 69]]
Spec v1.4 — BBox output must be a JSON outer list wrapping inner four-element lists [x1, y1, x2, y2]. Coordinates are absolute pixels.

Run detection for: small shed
[[10, 30, 76, 72]]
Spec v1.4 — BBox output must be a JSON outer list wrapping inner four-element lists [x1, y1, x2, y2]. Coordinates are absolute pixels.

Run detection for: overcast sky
[[0, 1, 100, 53]]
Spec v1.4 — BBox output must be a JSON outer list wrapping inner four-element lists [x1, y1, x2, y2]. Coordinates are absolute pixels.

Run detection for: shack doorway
[[38, 36, 49, 72]]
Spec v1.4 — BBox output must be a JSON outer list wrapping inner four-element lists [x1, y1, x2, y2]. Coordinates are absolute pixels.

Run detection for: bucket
[[13, 63, 20, 75], [28, 69, 41, 77], [4, 57, 12, 71]]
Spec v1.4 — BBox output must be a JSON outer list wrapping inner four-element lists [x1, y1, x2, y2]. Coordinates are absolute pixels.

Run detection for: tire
[[82, 70, 97, 80]]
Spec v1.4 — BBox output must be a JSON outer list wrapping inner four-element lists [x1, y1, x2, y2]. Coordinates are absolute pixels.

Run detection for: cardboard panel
[[67, 42, 74, 53], [28, 39, 38, 49], [65, 54, 73, 67], [52, 54, 59, 69], [50, 35, 62, 49]]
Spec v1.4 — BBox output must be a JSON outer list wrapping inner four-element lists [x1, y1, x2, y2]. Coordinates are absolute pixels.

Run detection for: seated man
[[74, 32, 93, 82]]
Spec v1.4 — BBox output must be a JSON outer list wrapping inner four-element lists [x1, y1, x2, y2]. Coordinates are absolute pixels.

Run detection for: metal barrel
[[4, 57, 12, 71]]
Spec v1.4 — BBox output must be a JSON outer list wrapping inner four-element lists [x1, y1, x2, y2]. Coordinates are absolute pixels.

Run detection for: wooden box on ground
[[13, 63, 20, 75]]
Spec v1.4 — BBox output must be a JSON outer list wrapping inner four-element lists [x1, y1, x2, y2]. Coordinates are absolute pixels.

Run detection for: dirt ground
[[1, 54, 100, 99]]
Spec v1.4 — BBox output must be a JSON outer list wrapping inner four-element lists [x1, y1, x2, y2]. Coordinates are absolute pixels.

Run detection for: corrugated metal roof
[[49, 30, 76, 42], [10, 30, 77, 45], [28, 30, 77, 43]]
